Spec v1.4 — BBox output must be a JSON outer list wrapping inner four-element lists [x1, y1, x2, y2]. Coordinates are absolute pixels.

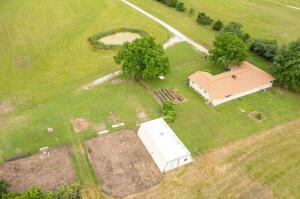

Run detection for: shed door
[[164, 159, 178, 172]]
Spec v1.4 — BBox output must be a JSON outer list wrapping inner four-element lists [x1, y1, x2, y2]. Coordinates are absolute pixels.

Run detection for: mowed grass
[[0, 0, 167, 186], [145, 43, 300, 156], [0, 0, 169, 106], [128, 119, 300, 199], [129, 0, 300, 47]]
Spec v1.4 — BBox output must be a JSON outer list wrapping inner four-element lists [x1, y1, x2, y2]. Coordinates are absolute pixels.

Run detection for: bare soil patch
[[248, 111, 267, 123], [15, 56, 31, 69], [137, 111, 149, 123], [93, 122, 106, 132], [108, 112, 121, 124], [0, 147, 75, 193], [99, 32, 141, 45], [0, 101, 14, 114], [86, 130, 162, 198], [71, 118, 91, 133], [111, 79, 125, 85]]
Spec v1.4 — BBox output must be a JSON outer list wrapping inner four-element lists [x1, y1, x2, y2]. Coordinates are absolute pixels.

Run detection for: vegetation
[[176, 2, 185, 12], [250, 39, 278, 61], [209, 33, 248, 68], [0, 181, 8, 196], [188, 8, 195, 16], [223, 22, 250, 42], [131, 119, 300, 198], [114, 37, 170, 80], [146, 42, 300, 156], [132, 0, 300, 47], [89, 28, 149, 50], [197, 12, 213, 25], [0, 184, 81, 199], [212, 20, 223, 31], [162, 101, 176, 123], [156, 0, 178, 7], [273, 39, 300, 92]]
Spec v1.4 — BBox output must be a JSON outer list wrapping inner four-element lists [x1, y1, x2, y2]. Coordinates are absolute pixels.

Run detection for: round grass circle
[[89, 27, 149, 50]]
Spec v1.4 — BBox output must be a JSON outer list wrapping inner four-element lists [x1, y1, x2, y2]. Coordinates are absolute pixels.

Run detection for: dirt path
[[121, 0, 209, 54], [82, 70, 122, 90]]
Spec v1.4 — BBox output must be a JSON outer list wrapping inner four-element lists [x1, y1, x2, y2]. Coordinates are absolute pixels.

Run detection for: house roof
[[139, 118, 191, 162], [188, 61, 275, 100]]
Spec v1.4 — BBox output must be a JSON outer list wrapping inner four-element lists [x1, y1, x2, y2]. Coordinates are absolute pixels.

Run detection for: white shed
[[138, 118, 192, 173]]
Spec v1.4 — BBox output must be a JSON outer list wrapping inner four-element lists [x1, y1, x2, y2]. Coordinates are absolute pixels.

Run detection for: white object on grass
[[112, 123, 125, 128]]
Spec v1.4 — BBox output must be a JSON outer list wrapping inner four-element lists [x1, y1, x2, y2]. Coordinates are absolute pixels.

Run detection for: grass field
[[145, 43, 300, 156], [0, 0, 167, 188], [128, 119, 300, 199], [129, 0, 300, 46], [0, 0, 299, 197]]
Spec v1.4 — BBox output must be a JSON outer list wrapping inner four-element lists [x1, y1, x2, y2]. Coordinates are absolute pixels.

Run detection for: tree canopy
[[209, 32, 248, 68], [223, 22, 249, 41], [273, 39, 300, 92], [114, 37, 170, 80]]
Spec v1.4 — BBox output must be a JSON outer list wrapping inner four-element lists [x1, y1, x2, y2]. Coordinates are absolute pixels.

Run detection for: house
[[188, 61, 275, 106], [138, 118, 192, 173]]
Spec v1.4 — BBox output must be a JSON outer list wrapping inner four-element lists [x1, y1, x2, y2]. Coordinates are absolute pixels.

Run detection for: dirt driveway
[[86, 130, 162, 198], [0, 147, 75, 193]]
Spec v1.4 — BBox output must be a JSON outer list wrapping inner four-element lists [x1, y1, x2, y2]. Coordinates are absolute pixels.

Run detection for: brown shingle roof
[[189, 62, 275, 100]]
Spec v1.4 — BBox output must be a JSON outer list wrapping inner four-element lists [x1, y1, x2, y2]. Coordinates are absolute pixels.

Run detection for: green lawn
[[129, 0, 300, 47], [145, 42, 300, 156], [0, 0, 167, 186], [0, 0, 299, 194]]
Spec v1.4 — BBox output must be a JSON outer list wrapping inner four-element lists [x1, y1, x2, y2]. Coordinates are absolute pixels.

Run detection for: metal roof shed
[[138, 118, 192, 173]]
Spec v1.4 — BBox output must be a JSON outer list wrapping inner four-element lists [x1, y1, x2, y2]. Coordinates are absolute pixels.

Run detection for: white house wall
[[178, 155, 193, 167], [211, 82, 273, 106], [189, 80, 210, 100]]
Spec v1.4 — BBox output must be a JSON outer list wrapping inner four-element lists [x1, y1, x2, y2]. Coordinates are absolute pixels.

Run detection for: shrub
[[188, 8, 195, 16], [250, 39, 278, 61], [197, 12, 214, 25], [273, 39, 300, 92], [0, 180, 8, 195], [212, 20, 223, 31], [176, 2, 185, 12], [256, 112, 263, 120], [223, 22, 250, 41], [162, 101, 176, 123], [163, 0, 178, 7]]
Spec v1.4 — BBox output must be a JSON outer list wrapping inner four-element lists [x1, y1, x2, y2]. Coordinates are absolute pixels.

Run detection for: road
[[121, 0, 209, 55]]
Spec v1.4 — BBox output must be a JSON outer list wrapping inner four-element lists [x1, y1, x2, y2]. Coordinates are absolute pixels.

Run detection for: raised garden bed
[[154, 87, 185, 104]]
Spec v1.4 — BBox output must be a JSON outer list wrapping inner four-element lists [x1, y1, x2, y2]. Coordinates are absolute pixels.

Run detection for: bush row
[[0, 181, 81, 199]]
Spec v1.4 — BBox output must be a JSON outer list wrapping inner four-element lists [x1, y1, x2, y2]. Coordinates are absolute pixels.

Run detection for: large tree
[[114, 37, 170, 80], [273, 39, 300, 92], [209, 32, 248, 68], [223, 22, 249, 41]]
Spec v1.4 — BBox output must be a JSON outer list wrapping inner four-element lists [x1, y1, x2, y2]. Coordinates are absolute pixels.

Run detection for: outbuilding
[[138, 118, 192, 173]]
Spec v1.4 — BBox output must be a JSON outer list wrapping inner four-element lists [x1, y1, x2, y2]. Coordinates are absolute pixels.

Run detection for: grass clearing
[[0, 0, 166, 188], [127, 119, 300, 199], [145, 42, 300, 156], [129, 0, 300, 46]]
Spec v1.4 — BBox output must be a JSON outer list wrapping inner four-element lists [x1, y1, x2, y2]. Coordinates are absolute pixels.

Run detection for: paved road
[[121, 0, 209, 55]]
